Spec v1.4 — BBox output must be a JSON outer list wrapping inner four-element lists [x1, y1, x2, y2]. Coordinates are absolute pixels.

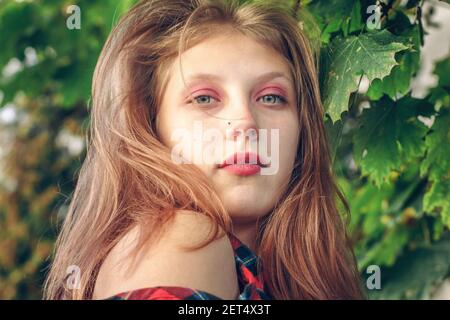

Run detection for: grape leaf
[[367, 26, 421, 100], [420, 108, 450, 227], [353, 96, 431, 187], [366, 50, 420, 100], [434, 57, 450, 88], [429, 57, 450, 108], [322, 30, 409, 122]]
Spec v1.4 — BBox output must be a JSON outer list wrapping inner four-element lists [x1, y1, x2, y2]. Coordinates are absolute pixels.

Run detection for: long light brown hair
[[43, 0, 365, 300]]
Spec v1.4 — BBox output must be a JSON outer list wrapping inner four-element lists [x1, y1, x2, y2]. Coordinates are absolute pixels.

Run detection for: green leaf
[[360, 224, 410, 269], [420, 109, 450, 181], [308, 0, 354, 24], [320, 19, 342, 43], [420, 108, 450, 227], [434, 57, 450, 88], [367, 235, 450, 300], [353, 96, 430, 187], [366, 27, 421, 100], [345, 1, 363, 36], [307, 0, 354, 44], [322, 30, 409, 122], [428, 57, 450, 109], [423, 180, 450, 228]]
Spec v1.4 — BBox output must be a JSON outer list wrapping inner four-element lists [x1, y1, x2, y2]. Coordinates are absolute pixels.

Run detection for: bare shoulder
[[93, 210, 239, 300]]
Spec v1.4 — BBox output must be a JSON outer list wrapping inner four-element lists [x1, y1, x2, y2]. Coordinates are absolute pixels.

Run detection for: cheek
[[277, 118, 300, 173], [157, 106, 191, 149], [155, 108, 172, 148], [158, 114, 217, 167]]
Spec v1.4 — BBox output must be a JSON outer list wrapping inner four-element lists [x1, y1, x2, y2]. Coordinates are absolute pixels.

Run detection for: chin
[[223, 197, 273, 223], [214, 182, 278, 219]]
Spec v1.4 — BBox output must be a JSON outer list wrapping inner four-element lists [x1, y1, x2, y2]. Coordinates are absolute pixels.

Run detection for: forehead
[[167, 32, 293, 86]]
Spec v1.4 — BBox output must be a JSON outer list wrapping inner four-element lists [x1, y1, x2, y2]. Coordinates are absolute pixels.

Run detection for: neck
[[231, 221, 258, 253]]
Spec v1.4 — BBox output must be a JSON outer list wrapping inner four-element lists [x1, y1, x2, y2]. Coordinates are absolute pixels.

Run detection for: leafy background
[[0, 0, 449, 299]]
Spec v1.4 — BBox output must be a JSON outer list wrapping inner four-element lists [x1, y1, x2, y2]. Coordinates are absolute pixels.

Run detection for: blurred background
[[0, 0, 449, 299]]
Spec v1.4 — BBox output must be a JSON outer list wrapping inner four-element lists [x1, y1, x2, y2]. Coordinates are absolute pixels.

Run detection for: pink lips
[[218, 152, 267, 176]]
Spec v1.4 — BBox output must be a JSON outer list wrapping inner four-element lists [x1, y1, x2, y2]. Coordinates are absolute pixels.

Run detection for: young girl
[[43, 0, 365, 300]]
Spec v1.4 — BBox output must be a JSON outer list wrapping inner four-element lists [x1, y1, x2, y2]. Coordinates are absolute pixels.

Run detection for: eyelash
[[188, 94, 288, 106]]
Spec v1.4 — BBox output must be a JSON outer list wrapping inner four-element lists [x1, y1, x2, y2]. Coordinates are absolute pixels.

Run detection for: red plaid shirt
[[105, 232, 272, 300]]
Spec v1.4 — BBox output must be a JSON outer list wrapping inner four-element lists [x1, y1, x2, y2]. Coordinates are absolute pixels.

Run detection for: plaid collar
[[227, 232, 273, 300]]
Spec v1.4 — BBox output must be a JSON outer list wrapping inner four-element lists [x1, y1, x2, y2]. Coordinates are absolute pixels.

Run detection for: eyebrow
[[182, 71, 293, 86]]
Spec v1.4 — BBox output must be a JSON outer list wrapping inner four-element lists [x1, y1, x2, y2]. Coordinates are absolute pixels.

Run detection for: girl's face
[[157, 32, 299, 224]]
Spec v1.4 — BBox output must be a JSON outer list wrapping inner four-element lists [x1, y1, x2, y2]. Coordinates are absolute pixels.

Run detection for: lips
[[218, 151, 269, 168]]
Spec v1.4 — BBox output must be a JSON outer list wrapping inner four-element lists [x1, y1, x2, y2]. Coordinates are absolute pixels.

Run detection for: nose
[[225, 99, 259, 141]]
